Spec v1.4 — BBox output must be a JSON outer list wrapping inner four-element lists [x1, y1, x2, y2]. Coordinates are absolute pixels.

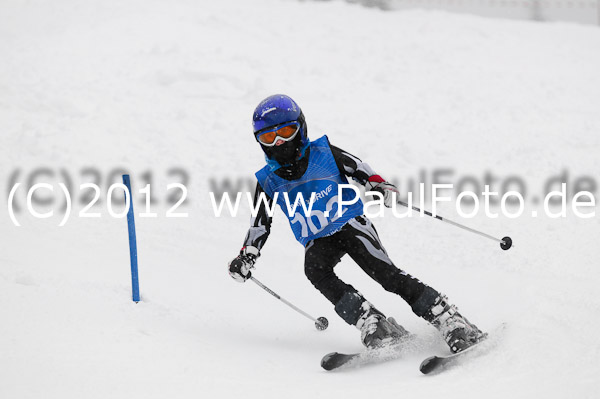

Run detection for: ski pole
[[396, 199, 513, 251], [250, 276, 329, 331]]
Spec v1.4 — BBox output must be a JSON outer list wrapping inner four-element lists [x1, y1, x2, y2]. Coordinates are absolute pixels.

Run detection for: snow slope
[[1, 0, 599, 398]]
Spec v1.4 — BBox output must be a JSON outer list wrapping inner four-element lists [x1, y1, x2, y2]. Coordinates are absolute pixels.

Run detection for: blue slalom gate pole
[[123, 174, 140, 302]]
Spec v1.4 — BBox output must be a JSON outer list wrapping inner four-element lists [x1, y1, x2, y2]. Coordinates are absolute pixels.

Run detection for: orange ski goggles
[[255, 122, 300, 146]]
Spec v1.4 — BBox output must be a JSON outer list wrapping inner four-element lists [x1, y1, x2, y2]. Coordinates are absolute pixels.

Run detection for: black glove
[[228, 246, 259, 283]]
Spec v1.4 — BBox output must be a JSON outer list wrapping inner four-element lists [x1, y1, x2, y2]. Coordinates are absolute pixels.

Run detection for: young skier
[[228, 94, 485, 353]]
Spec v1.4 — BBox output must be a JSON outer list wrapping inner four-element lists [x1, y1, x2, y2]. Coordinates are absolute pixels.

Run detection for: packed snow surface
[[1, 0, 599, 398]]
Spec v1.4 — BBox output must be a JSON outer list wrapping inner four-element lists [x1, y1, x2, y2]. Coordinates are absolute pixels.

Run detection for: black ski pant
[[304, 215, 437, 325]]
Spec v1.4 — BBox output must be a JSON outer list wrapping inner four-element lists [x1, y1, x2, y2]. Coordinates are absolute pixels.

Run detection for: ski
[[419, 339, 485, 374], [321, 352, 361, 371], [321, 333, 422, 371], [419, 323, 506, 375], [321, 342, 404, 371]]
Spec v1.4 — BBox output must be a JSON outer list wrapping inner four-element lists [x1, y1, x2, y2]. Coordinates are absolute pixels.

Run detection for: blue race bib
[[256, 135, 364, 246]]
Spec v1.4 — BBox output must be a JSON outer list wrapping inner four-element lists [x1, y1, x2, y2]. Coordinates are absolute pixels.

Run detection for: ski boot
[[423, 294, 486, 353], [334, 291, 410, 349], [357, 307, 410, 349]]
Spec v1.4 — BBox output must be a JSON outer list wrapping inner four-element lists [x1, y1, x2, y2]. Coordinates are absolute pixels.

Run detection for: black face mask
[[262, 133, 303, 166]]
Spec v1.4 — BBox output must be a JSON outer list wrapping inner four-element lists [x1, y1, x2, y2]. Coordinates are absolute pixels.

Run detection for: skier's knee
[[304, 262, 324, 284]]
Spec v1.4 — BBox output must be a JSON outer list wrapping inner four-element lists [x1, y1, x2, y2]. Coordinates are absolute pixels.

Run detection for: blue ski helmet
[[252, 94, 309, 166]]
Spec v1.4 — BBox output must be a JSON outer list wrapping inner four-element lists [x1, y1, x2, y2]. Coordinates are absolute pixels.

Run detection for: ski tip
[[321, 352, 340, 371], [419, 356, 438, 374]]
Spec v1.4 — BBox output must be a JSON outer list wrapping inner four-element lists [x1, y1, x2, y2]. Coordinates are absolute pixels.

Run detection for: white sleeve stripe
[[358, 162, 376, 177]]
